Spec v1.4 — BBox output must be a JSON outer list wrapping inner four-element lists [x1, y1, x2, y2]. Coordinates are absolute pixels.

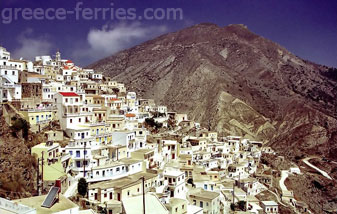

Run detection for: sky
[[0, 0, 336, 67]]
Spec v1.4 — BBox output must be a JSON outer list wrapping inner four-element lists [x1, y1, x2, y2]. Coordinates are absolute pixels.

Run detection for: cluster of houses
[[0, 46, 284, 214]]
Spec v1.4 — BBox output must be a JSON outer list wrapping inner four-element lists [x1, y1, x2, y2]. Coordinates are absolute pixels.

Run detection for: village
[[0, 45, 312, 214]]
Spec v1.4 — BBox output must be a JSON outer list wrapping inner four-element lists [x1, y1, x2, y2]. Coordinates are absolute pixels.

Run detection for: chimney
[[55, 179, 61, 193]]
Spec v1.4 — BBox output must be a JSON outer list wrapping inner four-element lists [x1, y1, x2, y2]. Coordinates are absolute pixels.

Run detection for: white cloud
[[13, 29, 52, 60], [73, 22, 168, 65]]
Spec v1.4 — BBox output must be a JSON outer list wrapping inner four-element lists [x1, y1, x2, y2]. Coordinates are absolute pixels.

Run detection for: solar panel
[[41, 186, 60, 208]]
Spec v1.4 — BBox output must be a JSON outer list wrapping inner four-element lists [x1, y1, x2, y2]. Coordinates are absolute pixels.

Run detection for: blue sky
[[0, 0, 336, 67]]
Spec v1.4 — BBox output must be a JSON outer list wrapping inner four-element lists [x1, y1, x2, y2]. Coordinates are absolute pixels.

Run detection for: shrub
[[10, 118, 30, 140], [230, 203, 235, 211], [145, 118, 162, 130], [238, 201, 246, 211]]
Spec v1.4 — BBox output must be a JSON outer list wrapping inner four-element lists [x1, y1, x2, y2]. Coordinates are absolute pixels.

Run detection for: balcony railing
[[24, 107, 57, 112], [36, 119, 51, 124], [0, 65, 17, 69]]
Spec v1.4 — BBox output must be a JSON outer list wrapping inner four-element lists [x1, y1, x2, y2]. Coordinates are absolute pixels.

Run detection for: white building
[[163, 167, 186, 199]]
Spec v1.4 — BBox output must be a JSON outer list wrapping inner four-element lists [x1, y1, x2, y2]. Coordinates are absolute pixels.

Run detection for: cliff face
[[0, 112, 37, 199], [89, 23, 337, 161]]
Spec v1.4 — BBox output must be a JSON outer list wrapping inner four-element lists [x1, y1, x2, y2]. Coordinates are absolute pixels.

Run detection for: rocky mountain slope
[[0, 113, 37, 199], [89, 23, 337, 161]]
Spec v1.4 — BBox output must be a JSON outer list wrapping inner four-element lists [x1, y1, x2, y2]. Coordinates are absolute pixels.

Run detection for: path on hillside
[[303, 157, 332, 180], [279, 170, 289, 192]]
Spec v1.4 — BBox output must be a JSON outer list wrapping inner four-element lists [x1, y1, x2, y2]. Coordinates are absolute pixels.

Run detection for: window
[[175, 208, 178, 213], [70, 119, 73, 123], [76, 151, 80, 157], [127, 191, 130, 196], [116, 167, 120, 172], [182, 205, 184, 209], [69, 151, 73, 156], [200, 201, 203, 208]]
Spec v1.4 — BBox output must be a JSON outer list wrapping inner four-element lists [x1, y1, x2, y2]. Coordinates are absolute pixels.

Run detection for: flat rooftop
[[89, 172, 157, 190], [261, 201, 278, 206], [190, 190, 220, 200], [14, 194, 78, 214]]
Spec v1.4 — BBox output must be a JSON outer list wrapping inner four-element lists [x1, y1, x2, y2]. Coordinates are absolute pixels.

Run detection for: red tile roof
[[125, 113, 136, 117], [66, 60, 73, 63], [59, 92, 79, 97]]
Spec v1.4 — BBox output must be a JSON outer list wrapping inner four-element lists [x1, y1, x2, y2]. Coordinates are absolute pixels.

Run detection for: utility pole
[[83, 141, 87, 177], [232, 182, 235, 205], [41, 152, 44, 194], [142, 176, 146, 214], [37, 158, 40, 196]]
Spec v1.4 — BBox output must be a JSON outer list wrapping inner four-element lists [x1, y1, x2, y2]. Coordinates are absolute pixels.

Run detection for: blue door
[[36, 115, 39, 122]]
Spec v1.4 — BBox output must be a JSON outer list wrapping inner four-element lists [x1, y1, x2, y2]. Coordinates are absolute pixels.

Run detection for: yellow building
[[88, 172, 158, 203], [31, 142, 60, 159], [88, 123, 111, 143], [20, 109, 55, 125]]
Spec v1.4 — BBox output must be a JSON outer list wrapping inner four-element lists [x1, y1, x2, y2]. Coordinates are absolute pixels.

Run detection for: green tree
[[77, 178, 88, 197], [144, 118, 162, 130]]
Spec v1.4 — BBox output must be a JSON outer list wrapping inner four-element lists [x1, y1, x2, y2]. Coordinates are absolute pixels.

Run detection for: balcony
[[63, 111, 92, 117], [36, 119, 51, 124], [72, 155, 90, 160], [0, 65, 17, 69], [2, 83, 16, 88], [25, 107, 56, 112]]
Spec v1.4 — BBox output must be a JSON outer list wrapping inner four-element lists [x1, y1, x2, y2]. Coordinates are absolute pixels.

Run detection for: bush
[[312, 180, 324, 190], [230, 203, 235, 211], [10, 118, 30, 140], [238, 201, 246, 211]]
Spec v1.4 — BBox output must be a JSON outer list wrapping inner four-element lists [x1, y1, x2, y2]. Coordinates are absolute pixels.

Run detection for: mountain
[[88, 23, 337, 161]]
